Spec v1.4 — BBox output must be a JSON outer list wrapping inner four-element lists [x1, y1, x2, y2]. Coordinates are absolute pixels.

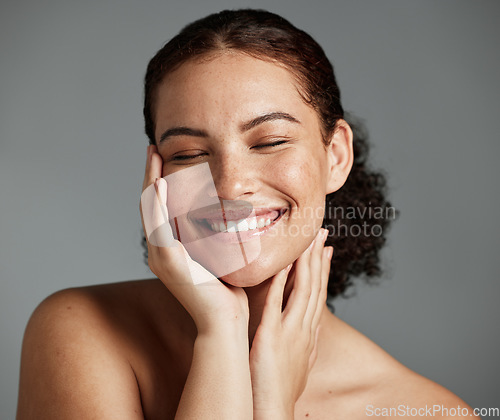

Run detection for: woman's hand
[[140, 145, 249, 333], [249, 228, 332, 419], [141, 145, 253, 418]]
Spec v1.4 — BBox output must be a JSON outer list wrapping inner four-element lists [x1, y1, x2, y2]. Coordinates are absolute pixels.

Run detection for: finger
[[307, 325, 321, 372], [140, 146, 152, 232], [142, 145, 152, 192], [142, 145, 162, 192], [303, 228, 328, 328], [140, 145, 163, 242], [311, 246, 333, 331], [141, 175, 176, 248], [282, 232, 317, 324], [152, 178, 176, 247], [260, 264, 293, 327]]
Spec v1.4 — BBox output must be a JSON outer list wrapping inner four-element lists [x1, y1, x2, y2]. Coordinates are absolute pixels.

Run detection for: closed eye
[[171, 152, 207, 161], [170, 140, 289, 162], [252, 140, 289, 149]]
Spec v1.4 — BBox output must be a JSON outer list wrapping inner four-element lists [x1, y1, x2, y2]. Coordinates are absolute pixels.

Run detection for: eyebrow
[[158, 111, 301, 145], [239, 111, 301, 132], [159, 127, 208, 144]]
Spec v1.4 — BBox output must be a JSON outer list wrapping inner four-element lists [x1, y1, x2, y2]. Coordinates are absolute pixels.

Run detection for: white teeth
[[248, 217, 257, 230], [236, 218, 249, 232], [227, 221, 237, 232], [207, 216, 276, 233]]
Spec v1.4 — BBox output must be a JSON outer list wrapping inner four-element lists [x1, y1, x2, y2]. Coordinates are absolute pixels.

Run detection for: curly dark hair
[[140, 8, 397, 301]]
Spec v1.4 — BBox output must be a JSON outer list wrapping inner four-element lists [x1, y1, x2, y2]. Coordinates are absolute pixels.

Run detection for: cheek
[[266, 152, 324, 204], [265, 152, 326, 243]]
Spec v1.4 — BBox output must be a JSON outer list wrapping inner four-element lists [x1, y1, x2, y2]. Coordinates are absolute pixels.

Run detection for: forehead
[[153, 52, 320, 135]]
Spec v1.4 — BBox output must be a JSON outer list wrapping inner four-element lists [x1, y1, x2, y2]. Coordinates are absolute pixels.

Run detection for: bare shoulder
[[309, 316, 479, 419], [357, 334, 479, 419], [369, 363, 479, 419], [16, 279, 167, 420]]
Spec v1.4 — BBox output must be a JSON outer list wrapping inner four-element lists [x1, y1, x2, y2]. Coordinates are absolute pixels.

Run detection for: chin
[[220, 277, 264, 288], [218, 268, 268, 288], [217, 257, 285, 288]]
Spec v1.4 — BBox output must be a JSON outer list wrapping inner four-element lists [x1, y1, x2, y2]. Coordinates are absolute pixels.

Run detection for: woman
[[17, 9, 476, 419]]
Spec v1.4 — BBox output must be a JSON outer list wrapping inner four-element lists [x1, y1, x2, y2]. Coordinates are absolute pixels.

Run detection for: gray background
[[1, 0, 499, 417]]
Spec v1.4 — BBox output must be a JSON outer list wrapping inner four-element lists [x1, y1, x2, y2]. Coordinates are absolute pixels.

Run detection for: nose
[[208, 151, 258, 201]]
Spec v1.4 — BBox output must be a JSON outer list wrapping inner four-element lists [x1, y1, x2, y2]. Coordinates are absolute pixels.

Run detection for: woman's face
[[153, 52, 349, 287]]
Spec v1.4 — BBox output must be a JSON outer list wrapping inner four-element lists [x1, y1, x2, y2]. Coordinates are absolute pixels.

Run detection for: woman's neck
[[243, 274, 297, 346], [243, 279, 271, 346], [243, 275, 339, 377]]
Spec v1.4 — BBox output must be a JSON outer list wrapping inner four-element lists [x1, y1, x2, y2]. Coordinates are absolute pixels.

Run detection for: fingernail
[[321, 228, 328, 241], [286, 263, 293, 271], [327, 247, 334, 260]]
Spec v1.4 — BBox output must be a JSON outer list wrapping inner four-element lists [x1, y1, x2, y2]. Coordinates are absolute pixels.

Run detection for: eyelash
[[254, 139, 289, 149], [171, 140, 289, 161]]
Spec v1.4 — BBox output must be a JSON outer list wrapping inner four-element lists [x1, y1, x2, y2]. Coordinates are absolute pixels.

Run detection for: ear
[[325, 119, 354, 194]]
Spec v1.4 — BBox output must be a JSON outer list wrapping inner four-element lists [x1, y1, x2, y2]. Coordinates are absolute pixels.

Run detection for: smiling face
[[152, 52, 351, 287]]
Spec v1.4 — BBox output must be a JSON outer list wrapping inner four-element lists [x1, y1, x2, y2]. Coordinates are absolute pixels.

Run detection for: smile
[[208, 210, 283, 233], [194, 208, 287, 237]]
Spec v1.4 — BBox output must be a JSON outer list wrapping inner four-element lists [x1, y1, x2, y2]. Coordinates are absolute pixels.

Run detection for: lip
[[190, 203, 285, 223], [194, 208, 287, 244]]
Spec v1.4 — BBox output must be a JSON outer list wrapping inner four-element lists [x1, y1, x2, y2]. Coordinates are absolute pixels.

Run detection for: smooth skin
[[142, 169, 332, 419], [17, 53, 477, 419]]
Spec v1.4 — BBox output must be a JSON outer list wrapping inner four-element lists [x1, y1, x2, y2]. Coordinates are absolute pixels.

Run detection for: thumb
[[261, 263, 293, 326]]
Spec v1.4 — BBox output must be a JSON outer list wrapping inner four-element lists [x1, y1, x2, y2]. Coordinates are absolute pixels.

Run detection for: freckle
[[305, 414, 309, 417], [66, 306, 72, 310], [328, 390, 332, 394]]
